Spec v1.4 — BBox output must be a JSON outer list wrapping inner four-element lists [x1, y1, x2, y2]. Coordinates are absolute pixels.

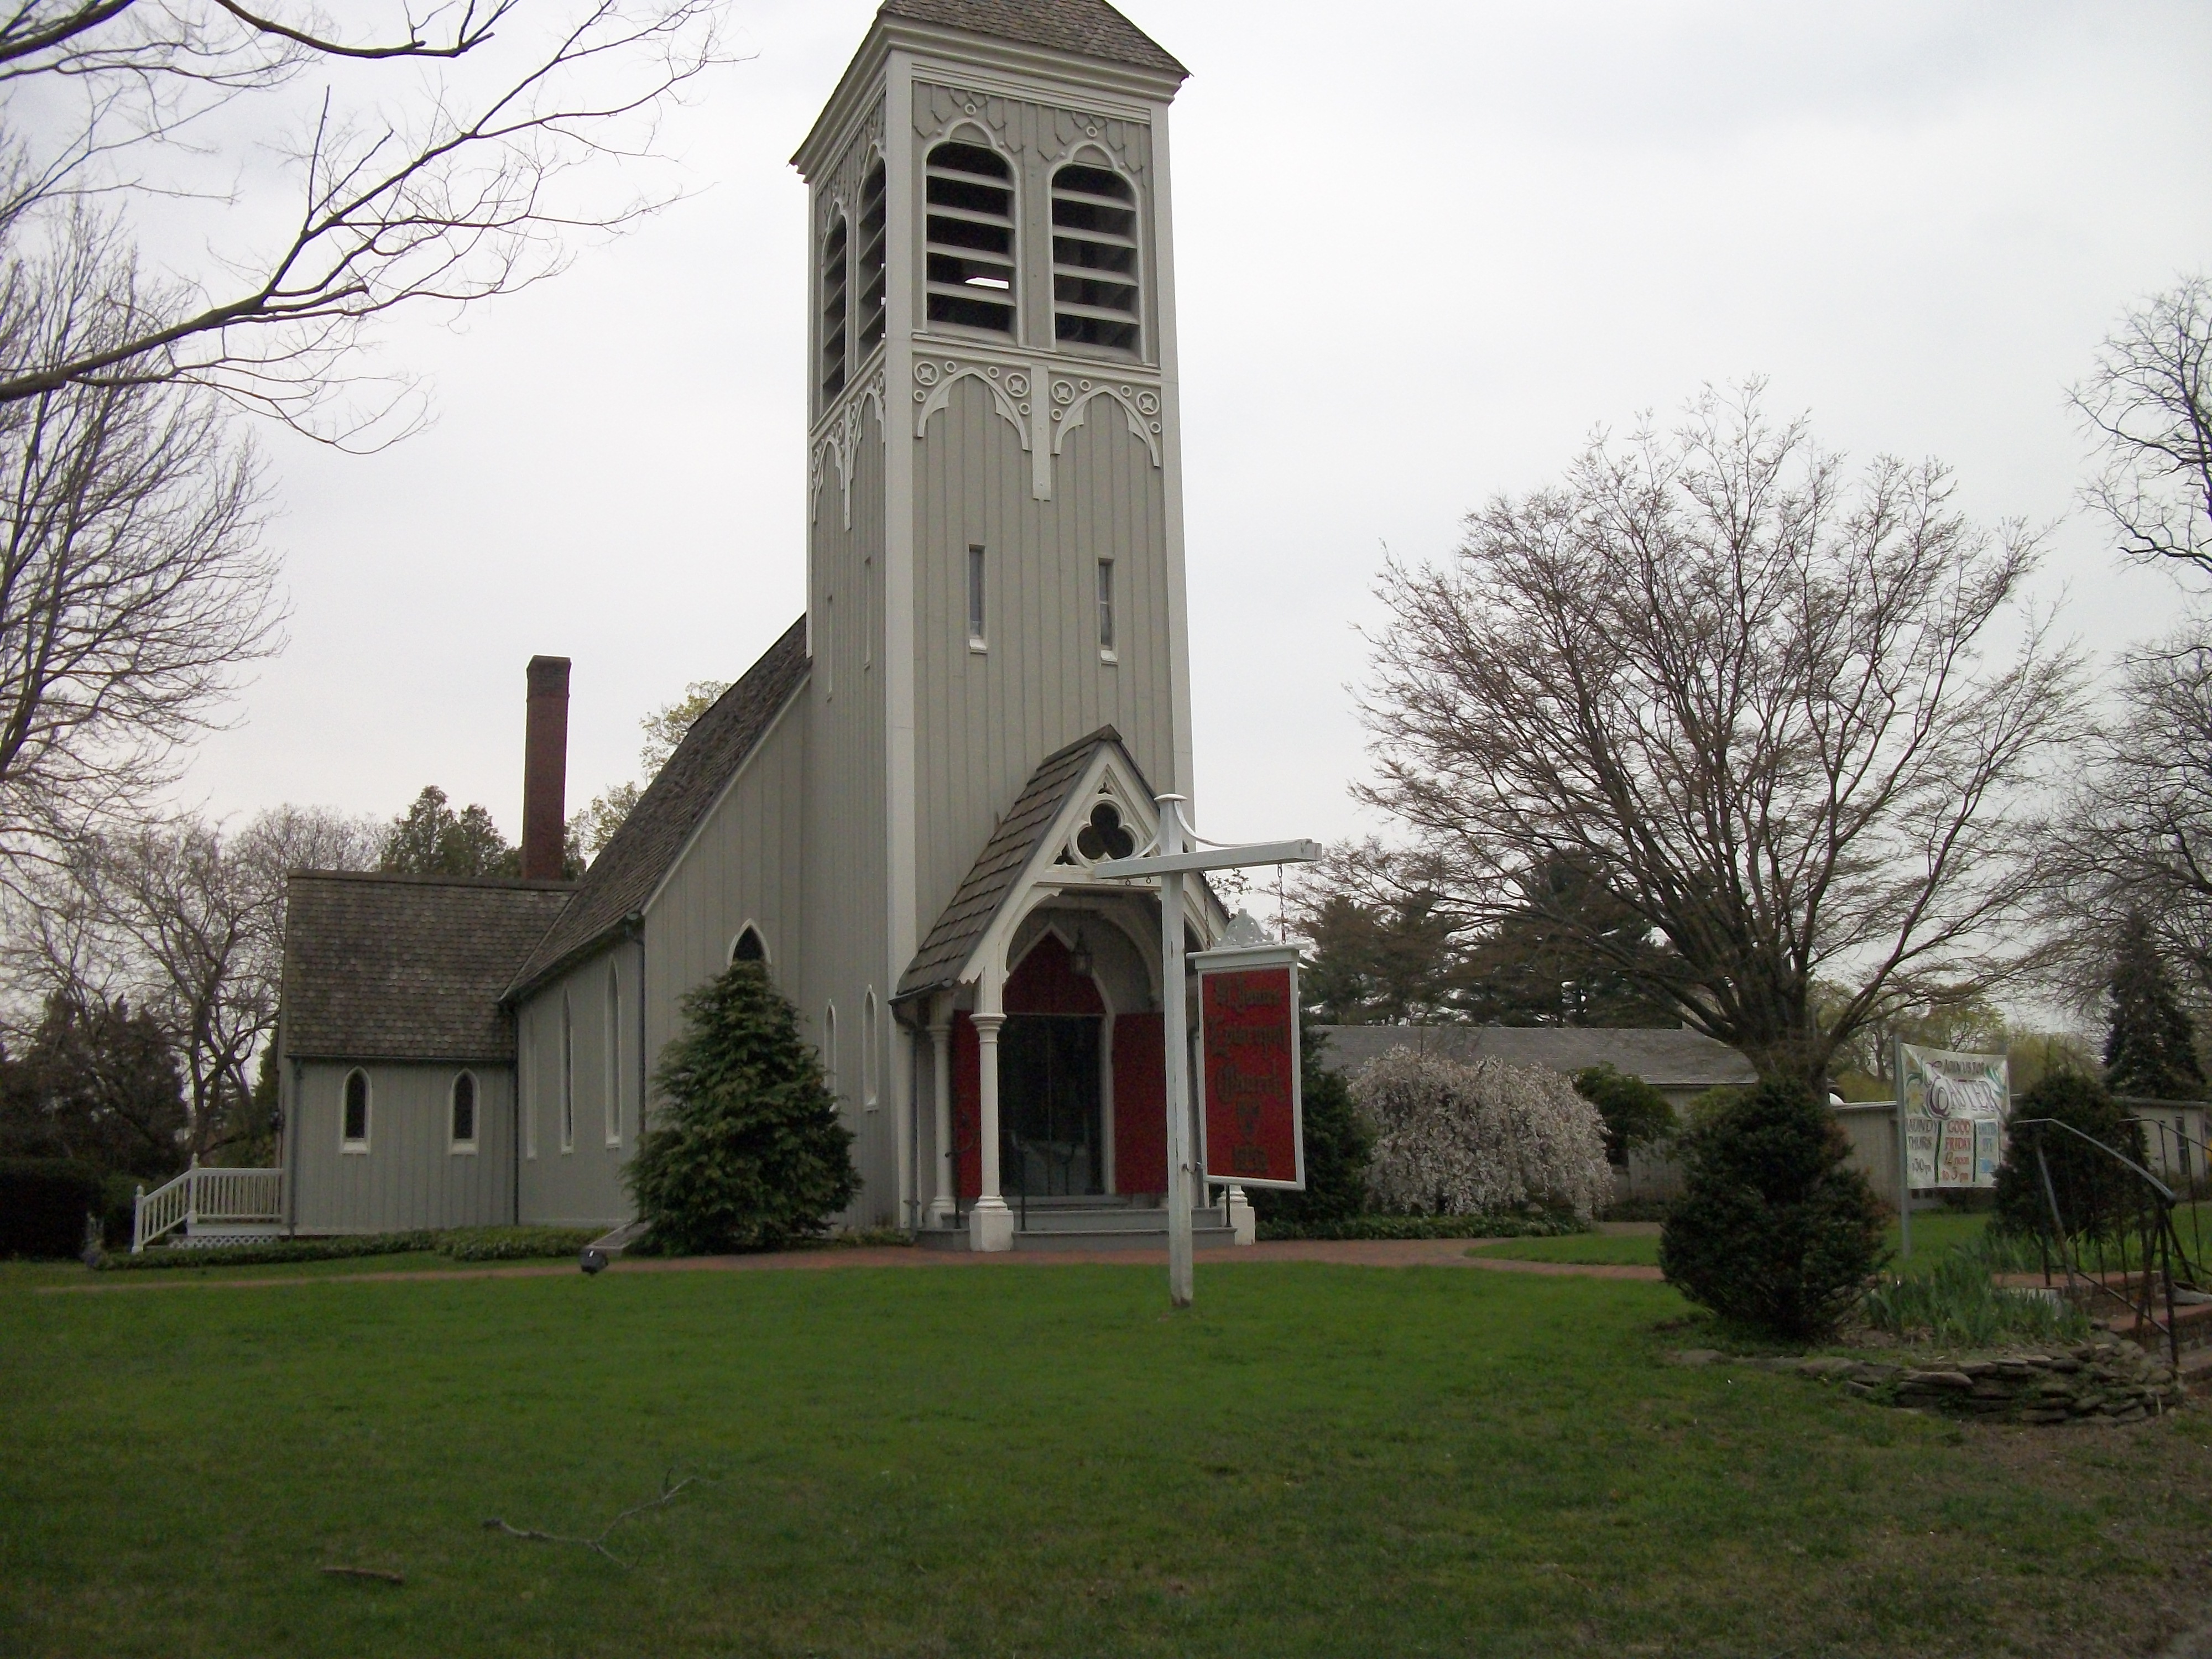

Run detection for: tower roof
[[875, 0, 1185, 77]]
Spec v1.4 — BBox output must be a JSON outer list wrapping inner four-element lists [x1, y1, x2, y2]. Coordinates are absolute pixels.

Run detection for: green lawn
[[1474, 1211, 1995, 1269], [4, 1259, 2208, 1658]]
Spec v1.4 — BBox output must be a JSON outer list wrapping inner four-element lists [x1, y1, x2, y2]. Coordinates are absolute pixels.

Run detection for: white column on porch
[[927, 995, 955, 1225], [968, 968, 1014, 1251]]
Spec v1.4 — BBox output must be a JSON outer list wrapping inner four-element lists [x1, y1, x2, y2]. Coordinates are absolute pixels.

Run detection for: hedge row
[[1255, 1211, 1587, 1243], [93, 1225, 601, 1271]]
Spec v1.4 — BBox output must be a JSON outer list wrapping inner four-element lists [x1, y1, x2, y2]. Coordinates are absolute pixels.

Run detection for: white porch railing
[[132, 1162, 285, 1253]]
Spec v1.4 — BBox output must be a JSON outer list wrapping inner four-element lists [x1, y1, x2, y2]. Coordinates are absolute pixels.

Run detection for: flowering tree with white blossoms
[[1354, 1048, 1611, 1219]]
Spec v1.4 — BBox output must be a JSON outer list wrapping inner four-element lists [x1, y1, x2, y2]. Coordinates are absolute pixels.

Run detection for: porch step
[[914, 1206, 1241, 1254]]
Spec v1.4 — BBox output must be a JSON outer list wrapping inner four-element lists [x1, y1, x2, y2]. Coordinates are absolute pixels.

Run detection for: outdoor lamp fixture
[[1070, 930, 1094, 980]]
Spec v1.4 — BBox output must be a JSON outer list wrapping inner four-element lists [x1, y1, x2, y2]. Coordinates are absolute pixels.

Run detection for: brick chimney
[[521, 655, 570, 881]]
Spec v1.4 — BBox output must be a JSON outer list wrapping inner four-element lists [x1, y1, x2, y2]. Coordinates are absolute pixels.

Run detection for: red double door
[[950, 933, 1166, 1201]]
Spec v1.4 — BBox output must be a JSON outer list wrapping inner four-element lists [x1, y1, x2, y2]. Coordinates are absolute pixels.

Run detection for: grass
[[6, 1259, 2211, 1658], [1474, 1209, 1996, 1269]]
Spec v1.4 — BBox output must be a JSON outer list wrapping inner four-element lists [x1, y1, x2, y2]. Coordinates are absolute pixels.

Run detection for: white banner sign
[[1899, 1042, 2009, 1190]]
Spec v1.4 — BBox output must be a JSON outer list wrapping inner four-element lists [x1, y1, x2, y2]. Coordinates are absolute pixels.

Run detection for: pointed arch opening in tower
[[856, 159, 888, 358], [820, 211, 851, 401], [925, 139, 1016, 335], [1051, 160, 1139, 354]]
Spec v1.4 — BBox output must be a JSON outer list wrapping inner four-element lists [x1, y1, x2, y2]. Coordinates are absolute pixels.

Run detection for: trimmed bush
[[1658, 1078, 1886, 1341], [1355, 1048, 1611, 1219], [435, 1227, 599, 1262], [0, 1158, 103, 1258], [1994, 1070, 2147, 1243], [627, 961, 860, 1255], [97, 1231, 439, 1270]]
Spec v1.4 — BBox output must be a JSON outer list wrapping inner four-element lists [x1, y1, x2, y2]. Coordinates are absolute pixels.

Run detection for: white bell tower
[[792, 0, 1195, 1222]]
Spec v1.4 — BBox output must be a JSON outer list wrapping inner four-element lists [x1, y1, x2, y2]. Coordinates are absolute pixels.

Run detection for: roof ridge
[[287, 869, 576, 892]]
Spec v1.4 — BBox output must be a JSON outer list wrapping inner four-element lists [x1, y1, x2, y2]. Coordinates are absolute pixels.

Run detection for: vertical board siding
[[804, 364, 894, 1219], [513, 950, 638, 1229], [290, 1062, 514, 1234], [911, 379, 1173, 943]]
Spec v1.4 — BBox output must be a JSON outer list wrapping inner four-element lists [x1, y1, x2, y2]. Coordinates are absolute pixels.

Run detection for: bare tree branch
[[483, 1467, 711, 1568], [0, 1, 728, 441], [1355, 382, 2083, 1083], [2070, 275, 2212, 577]]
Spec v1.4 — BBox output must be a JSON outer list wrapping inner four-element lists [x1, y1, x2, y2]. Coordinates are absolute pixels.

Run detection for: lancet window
[[1051, 160, 1139, 353], [855, 159, 888, 358], [820, 212, 850, 401], [925, 140, 1016, 335]]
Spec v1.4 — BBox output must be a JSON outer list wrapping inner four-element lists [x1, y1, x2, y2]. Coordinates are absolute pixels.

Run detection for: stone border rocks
[[1667, 1337, 2183, 1424]]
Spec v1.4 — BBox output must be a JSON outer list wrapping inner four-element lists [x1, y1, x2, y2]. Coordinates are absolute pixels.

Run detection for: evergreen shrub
[[1573, 1064, 1677, 1164], [1994, 1071, 2147, 1243], [0, 1158, 102, 1257], [627, 961, 860, 1255], [1254, 1211, 1582, 1243], [1658, 1078, 1886, 1340], [1249, 1020, 1375, 1227]]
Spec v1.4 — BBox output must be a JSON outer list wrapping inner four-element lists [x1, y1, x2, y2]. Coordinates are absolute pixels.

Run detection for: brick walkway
[[41, 1237, 1666, 1293]]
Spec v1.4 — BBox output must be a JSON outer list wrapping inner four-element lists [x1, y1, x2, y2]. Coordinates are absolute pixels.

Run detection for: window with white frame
[[925, 139, 1015, 335], [820, 212, 849, 403], [560, 990, 575, 1152], [341, 1068, 370, 1151], [863, 554, 874, 672], [856, 158, 887, 358], [967, 544, 987, 648], [1051, 160, 1140, 354], [604, 963, 622, 1147], [823, 1001, 839, 1101], [822, 591, 834, 700], [862, 989, 879, 1109], [450, 1071, 478, 1152], [731, 926, 766, 966], [1097, 556, 1115, 657], [522, 1029, 536, 1159]]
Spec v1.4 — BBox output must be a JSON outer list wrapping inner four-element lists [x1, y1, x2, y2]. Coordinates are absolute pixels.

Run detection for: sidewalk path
[[37, 1236, 1668, 1293]]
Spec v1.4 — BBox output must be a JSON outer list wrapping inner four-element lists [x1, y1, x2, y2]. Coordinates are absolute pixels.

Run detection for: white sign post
[[1091, 797, 1319, 1307]]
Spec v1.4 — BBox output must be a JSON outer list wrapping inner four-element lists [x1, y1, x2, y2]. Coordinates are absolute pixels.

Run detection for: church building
[[272, 0, 1244, 1254]]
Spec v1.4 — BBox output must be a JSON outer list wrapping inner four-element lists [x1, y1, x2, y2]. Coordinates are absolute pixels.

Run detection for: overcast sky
[[173, 0, 2212, 858]]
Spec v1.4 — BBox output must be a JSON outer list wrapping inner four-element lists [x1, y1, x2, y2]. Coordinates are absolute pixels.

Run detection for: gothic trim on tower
[[1049, 375, 1161, 466], [810, 368, 888, 530], [911, 354, 1162, 500]]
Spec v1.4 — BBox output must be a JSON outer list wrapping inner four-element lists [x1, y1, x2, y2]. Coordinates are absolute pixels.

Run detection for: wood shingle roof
[[280, 873, 575, 1063], [898, 726, 1131, 1000]]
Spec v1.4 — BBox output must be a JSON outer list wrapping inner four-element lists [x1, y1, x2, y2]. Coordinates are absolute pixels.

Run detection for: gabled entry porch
[[895, 729, 1244, 1253]]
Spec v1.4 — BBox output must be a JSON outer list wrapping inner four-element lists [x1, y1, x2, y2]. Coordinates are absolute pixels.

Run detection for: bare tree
[[1357, 385, 2081, 1084], [0, 208, 280, 858], [0, 802, 378, 1156], [2040, 620, 2212, 1011], [0, 0, 724, 437], [2072, 275, 2212, 577]]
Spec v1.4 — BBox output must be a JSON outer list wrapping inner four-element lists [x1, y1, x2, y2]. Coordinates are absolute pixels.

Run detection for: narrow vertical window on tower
[[967, 544, 987, 649], [1052, 161, 1140, 354], [856, 159, 888, 358], [1097, 557, 1116, 658], [820, 212, 850, 402], [925, 140, 1016, 335]]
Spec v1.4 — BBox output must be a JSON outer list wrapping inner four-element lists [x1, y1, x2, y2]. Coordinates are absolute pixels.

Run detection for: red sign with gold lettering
[[1196, 945, 1304, 1189]]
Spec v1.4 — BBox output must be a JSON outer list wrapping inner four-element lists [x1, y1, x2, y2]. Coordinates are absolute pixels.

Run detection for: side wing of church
[[273, 0, 1237, 1254]]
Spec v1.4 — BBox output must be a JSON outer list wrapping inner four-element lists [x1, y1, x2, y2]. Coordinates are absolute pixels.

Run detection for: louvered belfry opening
[[1051, 161, 1139, 353], [820, 212, 850, 401], [855, 160, 888, 357], [925, 139, 1016, 335]]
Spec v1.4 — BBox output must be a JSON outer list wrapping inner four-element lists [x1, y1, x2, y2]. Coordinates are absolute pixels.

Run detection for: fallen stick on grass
[[320, 1566, 404, 1585], [483, 1467, 712, 1567]]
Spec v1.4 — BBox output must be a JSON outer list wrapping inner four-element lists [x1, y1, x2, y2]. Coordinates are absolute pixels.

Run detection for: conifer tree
[[2103, 912, 2206, 1102]]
